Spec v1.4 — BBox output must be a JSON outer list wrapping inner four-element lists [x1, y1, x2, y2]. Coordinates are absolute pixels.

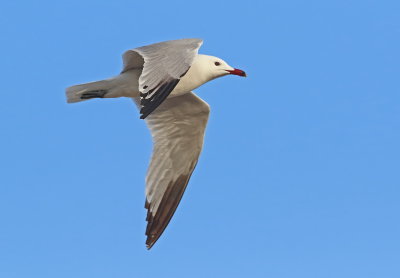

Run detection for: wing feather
[[123, 39, 203, 119], [133, 91, 210, 249]]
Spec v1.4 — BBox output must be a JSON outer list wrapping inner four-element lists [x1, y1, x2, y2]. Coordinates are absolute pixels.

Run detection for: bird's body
[[66, 39, 245, 249], [66, 54, 236, 102]]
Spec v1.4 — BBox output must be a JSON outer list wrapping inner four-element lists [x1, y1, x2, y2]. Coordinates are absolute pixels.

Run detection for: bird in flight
[[66, 39, 246, 249]]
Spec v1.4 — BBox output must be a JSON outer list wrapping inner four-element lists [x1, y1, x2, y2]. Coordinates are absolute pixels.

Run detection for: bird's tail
[[66, 79, 111, 103]]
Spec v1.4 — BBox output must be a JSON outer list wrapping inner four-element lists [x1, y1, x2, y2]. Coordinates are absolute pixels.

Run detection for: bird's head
[[196, 54, 246, 81]]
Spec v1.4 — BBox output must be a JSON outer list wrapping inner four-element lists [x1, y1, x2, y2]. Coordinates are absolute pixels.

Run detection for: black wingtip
[[139, 79, 180, 120], [140, 109, 151, 119], [143, 174, 193, 250], [146, 241, 156, 250]]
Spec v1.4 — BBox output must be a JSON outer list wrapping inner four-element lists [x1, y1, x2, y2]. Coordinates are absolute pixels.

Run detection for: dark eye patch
[[214, 61, 221, 66]]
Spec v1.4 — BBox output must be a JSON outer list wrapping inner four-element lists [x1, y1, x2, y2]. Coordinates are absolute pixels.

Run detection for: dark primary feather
[[139, 78, 180, 119], [145, 173, 194, 249]]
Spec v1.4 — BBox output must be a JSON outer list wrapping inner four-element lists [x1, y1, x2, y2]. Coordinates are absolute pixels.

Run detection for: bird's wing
[[123, 39, 203, 119], [133, 91, 210, 249]]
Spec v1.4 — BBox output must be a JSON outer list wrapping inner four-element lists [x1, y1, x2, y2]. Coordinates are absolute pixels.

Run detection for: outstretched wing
[[123, 39, 203, 119], [133, 92, 210, 249]]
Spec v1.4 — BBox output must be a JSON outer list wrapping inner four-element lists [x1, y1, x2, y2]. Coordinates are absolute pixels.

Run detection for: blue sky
[[1, 0, 399, 277]]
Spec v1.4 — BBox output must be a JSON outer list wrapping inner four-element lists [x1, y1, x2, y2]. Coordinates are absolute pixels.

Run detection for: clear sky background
[[1, 0, 399, 277]]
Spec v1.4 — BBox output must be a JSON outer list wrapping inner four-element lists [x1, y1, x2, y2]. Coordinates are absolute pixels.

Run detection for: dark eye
[[214, 61, 221, 66]]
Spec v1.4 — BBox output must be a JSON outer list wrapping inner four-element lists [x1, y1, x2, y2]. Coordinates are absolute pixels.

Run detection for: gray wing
[[133, 92, 210, 249], [123, 39, 203, 119]]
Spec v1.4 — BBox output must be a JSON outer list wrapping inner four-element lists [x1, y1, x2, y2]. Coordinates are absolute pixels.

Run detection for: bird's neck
[[180, 55, 212, 89]]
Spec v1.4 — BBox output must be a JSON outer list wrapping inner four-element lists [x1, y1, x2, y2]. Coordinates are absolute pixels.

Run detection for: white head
[[175, 54, 246, 94], [193, 54, 246, 82]]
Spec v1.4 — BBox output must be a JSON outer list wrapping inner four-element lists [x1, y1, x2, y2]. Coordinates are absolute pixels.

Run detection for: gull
[[66, 39, 246, 249]]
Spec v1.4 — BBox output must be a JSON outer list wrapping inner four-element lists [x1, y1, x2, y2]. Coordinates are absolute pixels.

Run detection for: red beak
[[227, 68, 247, 77]]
